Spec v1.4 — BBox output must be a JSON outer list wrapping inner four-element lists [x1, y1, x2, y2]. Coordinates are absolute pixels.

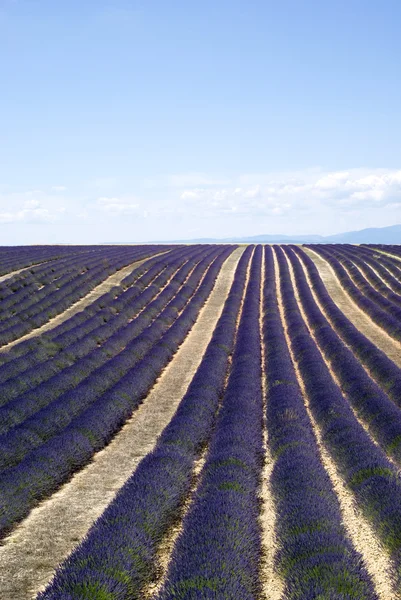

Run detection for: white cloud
[[51, 185, 67, 192], [180, 189, 204, 200], [315, 171, 350, 190], [243, 185, 262, 199], [175, 168, 401, 221], [96, 196, 141, 215], [168, 173, 231, 187], [0, 206, 58, 224], [0, 190, 66, 225]]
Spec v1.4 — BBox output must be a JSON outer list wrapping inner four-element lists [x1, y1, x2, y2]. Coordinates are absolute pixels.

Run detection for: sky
[[1, 0, 401, 244]]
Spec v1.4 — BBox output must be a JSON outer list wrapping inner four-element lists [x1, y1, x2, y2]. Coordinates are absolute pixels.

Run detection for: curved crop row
[[0, 253, 86, 308], [264, 246, 375, 600], [0, 247, 181, 371], [319, 245, 401, 317], [0, 247, 222, 471], [276, 245, 401, 591], [0, 246, 151, 315], [0, 246, 144, 313], [306, 244, 401, 342], [0, 245, 97, 276], [293, 246, 401, 412], [0, 246, 235, 539], [37, 247, 252, 600], [0, 246, 205, 411], [335, 245, 401, 297], [363, 245, 401, 260], [284, 246, 401, 466], [0, 246, 162, 346], [157, 246, 264, 600]]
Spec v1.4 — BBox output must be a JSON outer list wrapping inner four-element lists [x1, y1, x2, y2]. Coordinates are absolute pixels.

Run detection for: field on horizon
[[1, 242, 401, 599]]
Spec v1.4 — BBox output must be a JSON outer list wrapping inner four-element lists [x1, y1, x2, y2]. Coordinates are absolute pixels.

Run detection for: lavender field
[[1, 243, 401, 599]]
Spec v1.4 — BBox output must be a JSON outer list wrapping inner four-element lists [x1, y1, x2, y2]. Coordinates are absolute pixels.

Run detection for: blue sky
[[1, 1, 401, 243]]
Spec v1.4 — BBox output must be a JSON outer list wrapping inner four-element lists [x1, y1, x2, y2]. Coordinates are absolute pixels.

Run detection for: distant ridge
[[153, 224, 401, 245]]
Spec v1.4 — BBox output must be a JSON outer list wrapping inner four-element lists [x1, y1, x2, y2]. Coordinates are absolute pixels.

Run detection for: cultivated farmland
[[1, 243, 401, 599]]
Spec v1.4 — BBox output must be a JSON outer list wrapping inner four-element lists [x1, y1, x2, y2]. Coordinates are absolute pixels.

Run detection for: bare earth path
[[303, 247, 401, 368], [259, 249, 284, 600], [373, 248, 401, 263], [0, 247, 244, 600], [0, 263, 48, 284], [0, 253, 168, 352], [273, 248, 394, 600]]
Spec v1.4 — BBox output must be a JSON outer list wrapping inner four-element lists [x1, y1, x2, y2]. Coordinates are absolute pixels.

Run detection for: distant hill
[[324, 224, 401, 244], [160, 224, 401, 245]]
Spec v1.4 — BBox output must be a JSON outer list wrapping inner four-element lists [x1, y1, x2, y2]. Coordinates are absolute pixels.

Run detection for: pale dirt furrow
[[259, 248, 284, 600], [0, 247, 244, 600], [303, 247, 401, 368], [273, 248, 393, 600], [340, 258, 397, 301], [349, 259, 397, 294], [0, 252, 169, 352], [372, 249, 401, 264], [0, 263, 48, 284], [146, 247, 254, 599]]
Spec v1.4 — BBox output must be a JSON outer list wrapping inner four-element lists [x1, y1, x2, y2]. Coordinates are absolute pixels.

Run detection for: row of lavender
[[0, 246, 205, 424], [0, 245, 105, 276], [38, 246, 254, 599], [0, 246, 190, 376], [0, 245, 234, 538], [0, 247, 214, 473], [286, 246, 401, 465], [320, 244, 401, 321], [0, 246, 163, 319], [365, 244, 401, 258], [277, 245, 401, 592], [263, 246, 376, 600], [0, 247, 203, 477], [291, 246, 401, 414], [305, 244, 401, 342], [332, 244, 401, 302], [0, 246, 165, 345]]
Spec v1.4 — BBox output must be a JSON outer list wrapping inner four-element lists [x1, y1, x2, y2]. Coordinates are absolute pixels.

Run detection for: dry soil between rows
[[0, 254, 168, 352], [0, 263, 48, 284], [0, 247, 244, 600], [259, 249, 284, 600], [303, 247, 401, 368]]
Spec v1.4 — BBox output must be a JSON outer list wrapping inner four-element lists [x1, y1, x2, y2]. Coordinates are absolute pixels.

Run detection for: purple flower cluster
[[0, 246, 191, 379], [319, 245, 401, 318], [0, 245, 97, 276], [364, 244, 401, 259], [333, 244, 401, 298], [157, 246, 264, 600], [276, 245, 401, 590], [293, 245, 401, 412], [307, 244, 401, 342], [0, 246, 206, 416], [264, 246, 376, 600], [0, 261, 200, 464], [284, 245, 401, 465], [0, 246, 164, 346], [0, 246, 235, 539], [37, 247, 252, 600]]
